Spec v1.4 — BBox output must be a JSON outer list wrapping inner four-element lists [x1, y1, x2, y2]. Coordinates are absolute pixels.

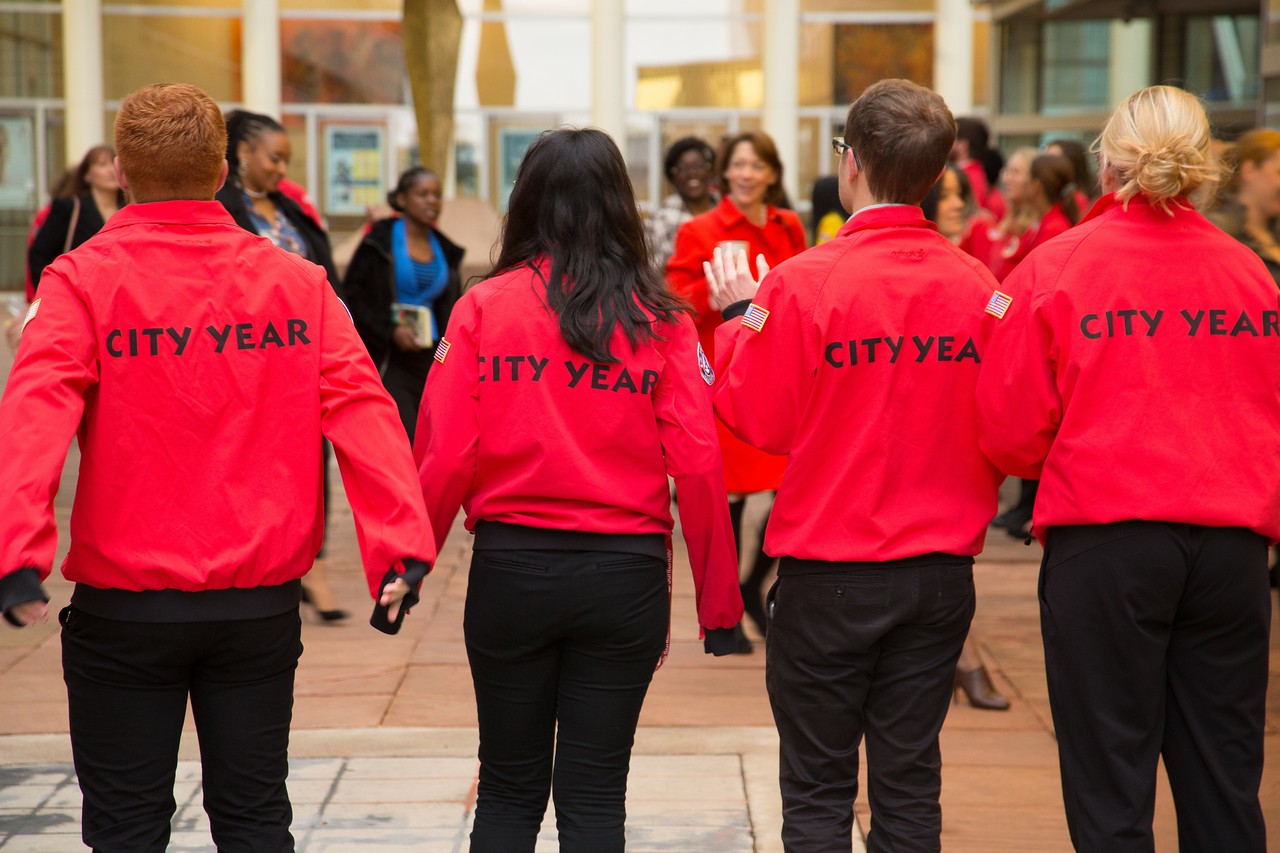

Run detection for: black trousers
[[766, 556, 975, 853], [382, 347, 432, 442], [463, 548, 669, 853], [1040, 521, 1270, 853], [61, 607, 302, 852]]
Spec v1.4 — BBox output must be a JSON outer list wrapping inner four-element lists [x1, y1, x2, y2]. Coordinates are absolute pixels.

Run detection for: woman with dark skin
[[344, 166, 464, 439], [215, 110, 345, 621], [645, 136, 719, 272]]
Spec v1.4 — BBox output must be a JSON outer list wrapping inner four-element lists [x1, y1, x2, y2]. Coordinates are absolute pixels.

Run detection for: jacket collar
[[838, 203, 936, 237], [1079, 191, 1194, 224], [98, 199, 235, 234], [712, 195, 787, 229]]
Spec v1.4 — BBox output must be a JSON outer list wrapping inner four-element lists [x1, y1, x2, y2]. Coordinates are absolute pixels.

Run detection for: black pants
[[1040, 521, 1270, 853], [61, 607, 302, 852], [382, 347, 432, 442], [766, 556, 974, 853], [464, 548, 669, 853]]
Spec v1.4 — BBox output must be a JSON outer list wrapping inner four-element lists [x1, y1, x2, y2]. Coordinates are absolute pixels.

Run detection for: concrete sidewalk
[[1, 351, 1279, 851]]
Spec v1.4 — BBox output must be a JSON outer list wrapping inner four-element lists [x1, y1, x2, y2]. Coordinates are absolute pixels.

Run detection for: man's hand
[[378, 577, 412, 622], [7, 600, 48, 627], [704, 246, 771, 311]]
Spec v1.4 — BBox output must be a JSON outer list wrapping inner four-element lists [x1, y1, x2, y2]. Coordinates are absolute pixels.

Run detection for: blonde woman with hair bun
[[976, 84, 1280, 853]]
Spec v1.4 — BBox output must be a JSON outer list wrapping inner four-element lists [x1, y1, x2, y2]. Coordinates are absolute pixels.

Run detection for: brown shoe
[[955, 665, 1010, 711]]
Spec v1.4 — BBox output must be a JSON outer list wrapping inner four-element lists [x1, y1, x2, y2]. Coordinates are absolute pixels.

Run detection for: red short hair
[[115, 83, 226, 201]]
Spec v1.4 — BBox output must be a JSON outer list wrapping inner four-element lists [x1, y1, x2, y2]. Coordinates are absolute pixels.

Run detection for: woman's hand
[[704, 246, 770, 311], [378, 577, 411, 622], [392, 323, 423, 351]]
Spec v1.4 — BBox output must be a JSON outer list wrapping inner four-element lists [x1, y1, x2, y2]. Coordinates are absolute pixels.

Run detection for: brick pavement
[[1, 341, 1278, 851]]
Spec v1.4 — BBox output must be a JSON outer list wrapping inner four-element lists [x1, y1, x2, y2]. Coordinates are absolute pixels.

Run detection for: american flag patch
[[985, 290, 1012, 319], [434, 338, 451, 363], [741, 304, 770, 332]]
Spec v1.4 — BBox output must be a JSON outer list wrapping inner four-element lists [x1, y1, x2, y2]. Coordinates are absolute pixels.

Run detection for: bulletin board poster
[[324, 125, 385, 216], [498, 129, 542, 212], [0, 116, 36, 211]]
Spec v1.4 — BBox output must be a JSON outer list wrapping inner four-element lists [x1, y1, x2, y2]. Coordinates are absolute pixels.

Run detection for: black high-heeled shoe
[[300, 586, 349, 623]]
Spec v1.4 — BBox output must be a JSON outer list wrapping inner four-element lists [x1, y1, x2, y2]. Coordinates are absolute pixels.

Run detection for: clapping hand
[[704, 246, 771, 311]]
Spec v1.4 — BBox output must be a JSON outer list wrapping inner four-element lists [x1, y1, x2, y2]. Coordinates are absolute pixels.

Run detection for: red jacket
[[0, 201, 434, 598], [713, 205, 1004, 562], [976, 193, 1280, 542], [413, 261, 743, 632], [988, 202, 1074, 281], [665, 196, 807, 493]]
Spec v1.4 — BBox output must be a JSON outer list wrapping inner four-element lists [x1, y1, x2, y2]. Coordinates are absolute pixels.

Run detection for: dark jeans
[[61, 607, 302, 853], [766, 556, 974, 853], [463, 548, 669, 853], [1040, 521, 1270, 853], [382, 347, 432, 442]]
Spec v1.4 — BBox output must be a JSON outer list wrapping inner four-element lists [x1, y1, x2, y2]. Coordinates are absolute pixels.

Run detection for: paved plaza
[[0, 350, 1278, 851]]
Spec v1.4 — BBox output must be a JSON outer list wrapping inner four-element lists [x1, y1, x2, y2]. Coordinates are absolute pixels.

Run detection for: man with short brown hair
[[707, 78, 1004, 851], [0, 82, 432, 851]]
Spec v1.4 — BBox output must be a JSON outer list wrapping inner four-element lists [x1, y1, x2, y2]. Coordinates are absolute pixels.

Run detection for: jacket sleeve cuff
[[1, 568, 48, 628], [720, 300, 752, 322], [703, 626, 739, 656]]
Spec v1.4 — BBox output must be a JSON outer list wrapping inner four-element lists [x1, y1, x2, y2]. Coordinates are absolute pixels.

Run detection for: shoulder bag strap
[[62, 196, 81, 255]]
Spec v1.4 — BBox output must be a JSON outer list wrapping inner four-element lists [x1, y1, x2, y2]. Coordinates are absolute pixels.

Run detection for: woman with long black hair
[[414, 127, 742, 853]]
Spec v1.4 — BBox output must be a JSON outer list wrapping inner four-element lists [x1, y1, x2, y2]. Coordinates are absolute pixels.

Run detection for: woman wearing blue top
[[345, 167, 465, 441]]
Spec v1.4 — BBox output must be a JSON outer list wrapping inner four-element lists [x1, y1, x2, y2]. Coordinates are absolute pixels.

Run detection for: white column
[[934, 0, 973, 116], [243, 0, 282, 118], [1108, 19, 1152, 108], [62, 0, 104, 157], [592, 0, 626, 146], [763, 0, 799, 205]]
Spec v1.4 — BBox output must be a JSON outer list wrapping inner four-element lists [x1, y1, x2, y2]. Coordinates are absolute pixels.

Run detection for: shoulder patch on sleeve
[[984, 290, 1012, 319], [20, 298, 41, 332], [697, 342, 714, 385], [742, 303, 769, 332], [434, 338, 451, 363]]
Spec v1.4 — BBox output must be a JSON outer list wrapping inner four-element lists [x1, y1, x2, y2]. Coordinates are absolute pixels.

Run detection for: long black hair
[[224, 110, 285, 187], [488, 127, 688, 363]]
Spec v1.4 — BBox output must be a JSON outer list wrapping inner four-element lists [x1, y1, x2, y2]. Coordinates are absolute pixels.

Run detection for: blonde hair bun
[[1096, 85, 1218, 213]]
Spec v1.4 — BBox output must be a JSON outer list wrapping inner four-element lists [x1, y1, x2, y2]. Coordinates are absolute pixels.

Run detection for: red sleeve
[[712, 265, 814, 455], [0, 265, 98, 582], [665, 219, 714, 320], [654, 316, 742, 631], [318, 283, 436, 597], [974, 264, 1061, 478], [413, 291, 481, 554]]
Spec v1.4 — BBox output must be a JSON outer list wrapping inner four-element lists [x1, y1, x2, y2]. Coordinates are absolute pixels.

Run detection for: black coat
[[28, 194, 123, 291], [342, 217, 465, 368], [214, 183, 339, 291]]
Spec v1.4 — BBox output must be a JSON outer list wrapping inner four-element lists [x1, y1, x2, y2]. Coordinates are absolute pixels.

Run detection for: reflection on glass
[[1178, 15, 1259, 106], [283, 20, 405, 105], [0, 11, 62, 99], [104, 15, 240, 102], [833, 24, 933, 104]]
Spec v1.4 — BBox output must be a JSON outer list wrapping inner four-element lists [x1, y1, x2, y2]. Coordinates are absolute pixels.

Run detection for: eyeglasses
[[831, 137, 862, 171]]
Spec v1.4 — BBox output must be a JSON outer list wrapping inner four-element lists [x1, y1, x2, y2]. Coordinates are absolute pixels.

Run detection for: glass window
[[103, 14, 240, 102], [1040, 21, 1110, 115], [1000, 20, 1040, 115], [627, 0, 758, 15], [0, 10, 62, 99], [630, 19, 763, 110], [800, 0, 930, 11], [282, 0, 400, 9], [1178, 14, 1259, 107], [282, 20, 406, 105]]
